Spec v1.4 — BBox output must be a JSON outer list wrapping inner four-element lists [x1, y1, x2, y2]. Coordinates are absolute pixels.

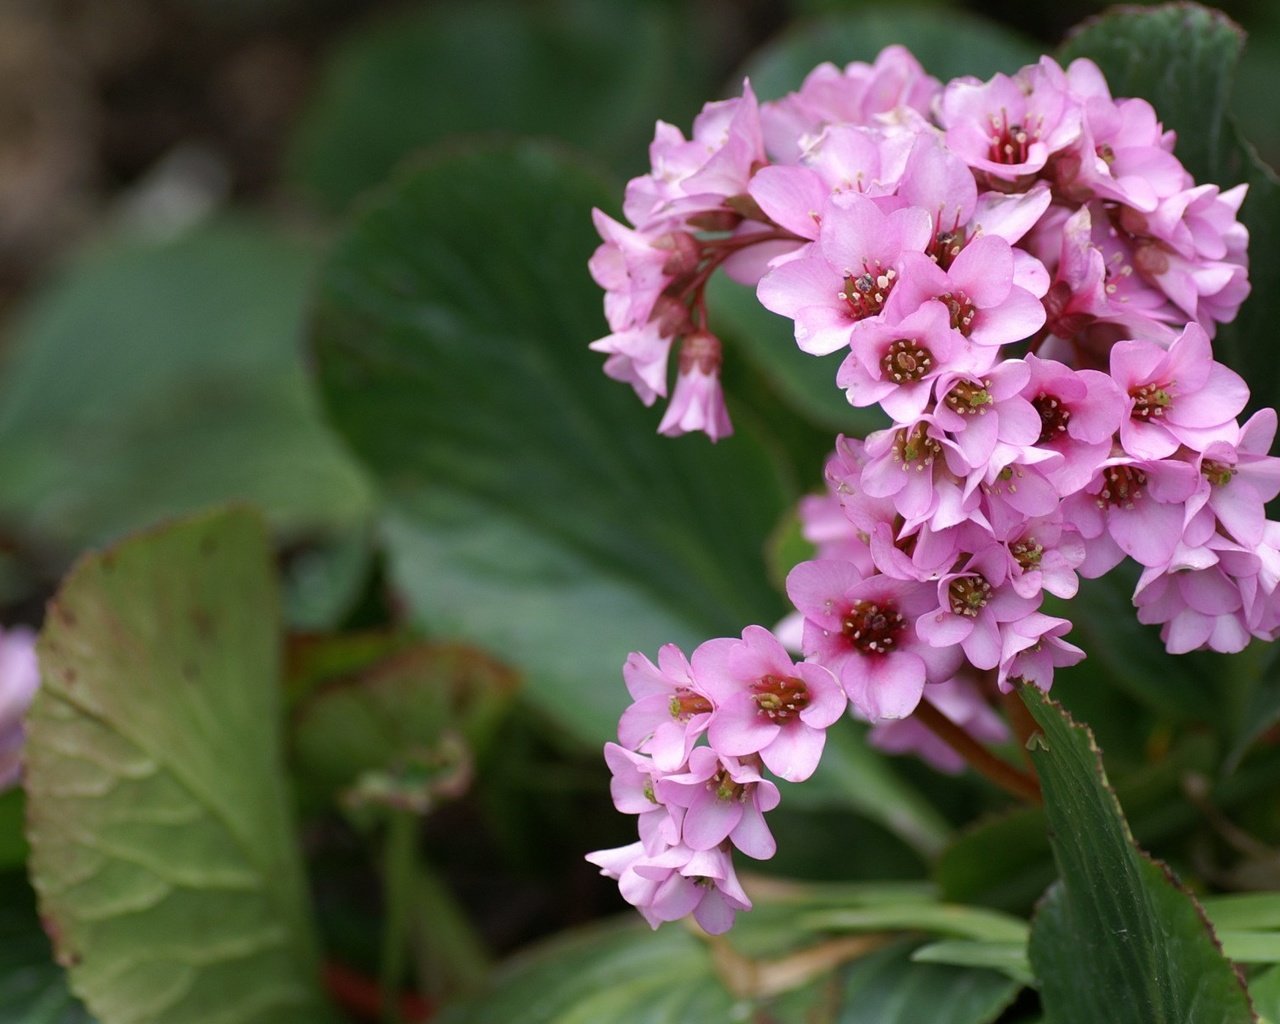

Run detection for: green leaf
[[784, 938, 1021, 1024], [312, 141, 792, 744], [1058, 2, 1280, 419], [803, 901, 1029, 946], [911, 939, 1032, 986], [0, 789, 26, 871], [1204, 893, 1280, 933], [1022, 686, 1255, 1024], [435, 920, 735, 1024], [1249, 966, 1280, 1023], [0, 219, 371, 558], [936, 732, 1216, 912], [25, 508, 335, 1023], [0, 872, 96, 1024], [742, 8, 1038, 101], [287, 0, 717, 211]]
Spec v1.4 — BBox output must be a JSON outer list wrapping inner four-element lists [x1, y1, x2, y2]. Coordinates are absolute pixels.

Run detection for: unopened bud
[[656, 231, 701, 276], [678, 331, 723, 375]]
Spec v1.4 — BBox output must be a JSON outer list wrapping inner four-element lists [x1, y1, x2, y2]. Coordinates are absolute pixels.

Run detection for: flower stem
[[915, 696, 1042, 804], [379, 809, 418, 1024]]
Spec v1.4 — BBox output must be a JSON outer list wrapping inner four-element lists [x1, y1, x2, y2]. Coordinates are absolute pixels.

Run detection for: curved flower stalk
[[587, 45, 1278, 934]]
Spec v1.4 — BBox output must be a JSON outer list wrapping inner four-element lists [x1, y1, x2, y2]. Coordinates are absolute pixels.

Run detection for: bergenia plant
[[585, 44, 1277, 936]]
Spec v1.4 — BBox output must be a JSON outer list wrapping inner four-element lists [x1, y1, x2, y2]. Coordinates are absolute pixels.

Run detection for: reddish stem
[[915, 697, 1042, 804]]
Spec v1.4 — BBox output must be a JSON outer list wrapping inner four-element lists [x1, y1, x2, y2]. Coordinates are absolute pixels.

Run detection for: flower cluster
[[0, 625, 39, 790], [586, 627, 843, 932], [588, 45, 1278, 931]]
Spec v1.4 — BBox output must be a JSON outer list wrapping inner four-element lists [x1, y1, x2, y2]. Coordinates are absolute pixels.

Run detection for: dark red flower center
[[750, 674, 810, 721], [1011, 536, 1044, 570], [945, 378, 993, 416], [668, 688, 713, 721], [930, 227, 967, 271], [710, 768, 748, 803], [940, 290, 977, 335], [841, 600, 906, 655], [1033, 392, 1072, 444], [839, 263, 896, 320], [1097, 465, 1146, 508], [1129, 381, 1173, 420], [987, 111, 1038, 165], [892, 423, 942, 470], [881, 339, 933, 383]]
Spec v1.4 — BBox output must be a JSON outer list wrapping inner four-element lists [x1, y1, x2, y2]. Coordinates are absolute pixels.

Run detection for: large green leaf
[[786, 938, 1020, 1024], [742, 8, 1039, 102], [0, 219, 370, 559], [1022, 687, 1255, 1024], [287, 0, 718, 211], [312, 142, 792, 744], [24, 508, 335, 1023], [436, 920, 734, 1024], [1058, 2, 1280, 418]]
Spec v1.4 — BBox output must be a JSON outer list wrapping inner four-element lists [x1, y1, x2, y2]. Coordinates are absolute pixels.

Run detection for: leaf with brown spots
[[24, 507, 337, 1024]]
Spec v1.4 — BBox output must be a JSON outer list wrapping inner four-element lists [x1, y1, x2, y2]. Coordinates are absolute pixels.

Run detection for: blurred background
[[0, 0, 1276, 616], [2, 0, 1279, 1014]]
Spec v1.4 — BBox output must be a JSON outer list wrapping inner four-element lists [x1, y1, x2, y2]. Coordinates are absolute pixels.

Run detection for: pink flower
[[617, 643, 712, 771], [836, 300, 988, 420], [939, 57, 1082, 182], [1110, 322, 1248, 460], [1052, 58, 1185, 211], [624, 82, 765, 226], [996, 612, 1084, 691], [603, 743, 681, 853], [657, 331, 733, 441], [694, 625, 846, 782], [786, 560, 963, 720], [1185, 409, 1280, 548], [588, 312, 680, 406], [1133, 535, 1267, 653], [589, 211, 691, 332], [1021, 353, 1125, 494], [584, 840, 753, 934], [885, 234, 1048, 349], [759, 45, 939, 162], [656, 748, 781, 859], [860, 417, 974, 529], [757, 194, 933, 355], [916, 545, 1041, 671], [0, 625, 39, 790], [931, 360, 1040, 471], [1063, 455, 1200, 573]]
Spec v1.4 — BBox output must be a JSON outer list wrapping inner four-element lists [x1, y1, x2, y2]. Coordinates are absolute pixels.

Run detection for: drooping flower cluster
[[588, 45, 1278, 931], [586, 627, 843, 932], [0, 625, 39, 790]]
